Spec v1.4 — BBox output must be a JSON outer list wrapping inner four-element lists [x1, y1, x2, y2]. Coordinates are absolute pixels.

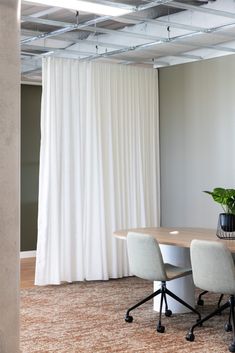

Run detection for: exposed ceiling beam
[[21, 33, 130, 50], [128, 15, 208, 32], [21, 12, 226, 33], [136, 0, 173, 12], [21, 54, 153, 75], [21, 48, 202, 74], [21, 13, 208, 33], [21, 41, 204, 62], [20, 0, 235, 78], [21, 16, 166, 42], [20, 0, 179, 45], [176, 41, 235, 54], [22, 45, 100, 58], [21, 15, 110, 44], [21, 14, 235, 48], [20, 36, 235, 77], [73, 28, 235, 63], [80, 25, 166, 41], [21, 13, 235, 58], [21, 31, 235, 75], [22, 15, 74, 27], [29, 6, 61, 18], [53, 40, 228, 66], [22, 12, 235, 49]]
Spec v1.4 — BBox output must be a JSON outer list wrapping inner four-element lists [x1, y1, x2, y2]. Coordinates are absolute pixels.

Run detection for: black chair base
[[125, 281, 201, 332], [186, 294, 235, 352], [197, 290, 208, 306], [197, 290, 224, 309]]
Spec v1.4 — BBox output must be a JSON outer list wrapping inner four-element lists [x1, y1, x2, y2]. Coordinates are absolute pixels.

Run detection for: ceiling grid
[[21, 0, 235, 82]]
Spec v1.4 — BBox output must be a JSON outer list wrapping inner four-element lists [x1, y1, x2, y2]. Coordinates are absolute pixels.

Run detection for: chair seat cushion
[[165, 263, 192, 281]]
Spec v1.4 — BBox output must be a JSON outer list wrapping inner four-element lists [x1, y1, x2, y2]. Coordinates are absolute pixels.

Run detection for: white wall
[[0, 0, 20, 351], [159, 54, 235, 228]]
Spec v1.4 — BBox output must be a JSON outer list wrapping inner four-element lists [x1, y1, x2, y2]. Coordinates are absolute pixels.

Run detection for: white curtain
[[35, 57, 160, 285]]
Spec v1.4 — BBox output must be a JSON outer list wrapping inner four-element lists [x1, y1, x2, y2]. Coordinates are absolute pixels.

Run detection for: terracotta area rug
[[21, 277, 231, 352]]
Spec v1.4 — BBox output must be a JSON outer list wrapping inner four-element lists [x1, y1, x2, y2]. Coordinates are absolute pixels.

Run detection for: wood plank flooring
[[21, 257, 36, 289]]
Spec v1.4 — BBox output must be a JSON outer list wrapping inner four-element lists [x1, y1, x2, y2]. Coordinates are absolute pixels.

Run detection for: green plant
[[204, 187, 235, 214]]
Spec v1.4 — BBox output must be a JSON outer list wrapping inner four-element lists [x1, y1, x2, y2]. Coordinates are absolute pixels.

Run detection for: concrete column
[[0, 0, 20, 352]]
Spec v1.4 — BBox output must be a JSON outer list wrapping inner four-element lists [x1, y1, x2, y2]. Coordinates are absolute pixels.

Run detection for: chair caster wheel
[[157, 324, 165, 333], [229, 343, 235, 352], [165, 309, 172, 317], [197, 299, 204, 306], [225, 323, 232, 332], [186, 332, 195, 342], [125, 315, 133, 323]]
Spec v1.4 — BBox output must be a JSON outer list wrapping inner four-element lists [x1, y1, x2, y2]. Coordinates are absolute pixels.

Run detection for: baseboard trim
[[20, 251, 36, 259]]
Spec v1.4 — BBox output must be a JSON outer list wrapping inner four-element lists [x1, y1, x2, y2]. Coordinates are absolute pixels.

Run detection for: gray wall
[[21, 84, 41, 251], [159, 54, 235, 228], [0, 0, 20, 351]]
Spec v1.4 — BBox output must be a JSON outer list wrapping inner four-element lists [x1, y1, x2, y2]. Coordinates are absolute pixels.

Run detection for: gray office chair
[[125, 232, 201, 333], [186, 239, 235, 352], [197, 254, 235, 307]]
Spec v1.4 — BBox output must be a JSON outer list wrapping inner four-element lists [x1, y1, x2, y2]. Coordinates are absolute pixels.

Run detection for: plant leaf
[[203, 187, 235, 214]]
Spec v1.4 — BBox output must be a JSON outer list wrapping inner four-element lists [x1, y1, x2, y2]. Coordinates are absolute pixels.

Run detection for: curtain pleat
[[35, 58, 160, 285]]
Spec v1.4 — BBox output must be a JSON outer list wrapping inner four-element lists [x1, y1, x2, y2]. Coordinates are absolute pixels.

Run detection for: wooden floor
[[21, 257, 36, 289]]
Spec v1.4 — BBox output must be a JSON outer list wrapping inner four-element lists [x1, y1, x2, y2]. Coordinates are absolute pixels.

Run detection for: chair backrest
[[126, 232, 167, 281], [190, 239, 235, 294]]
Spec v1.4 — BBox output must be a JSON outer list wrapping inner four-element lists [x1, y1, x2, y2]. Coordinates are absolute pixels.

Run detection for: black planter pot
[[219, 213, 235, 232]]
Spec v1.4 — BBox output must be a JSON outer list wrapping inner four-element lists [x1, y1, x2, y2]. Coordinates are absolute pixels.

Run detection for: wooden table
[[114, 227, 235, 252], [114, 227, 235, 313]]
